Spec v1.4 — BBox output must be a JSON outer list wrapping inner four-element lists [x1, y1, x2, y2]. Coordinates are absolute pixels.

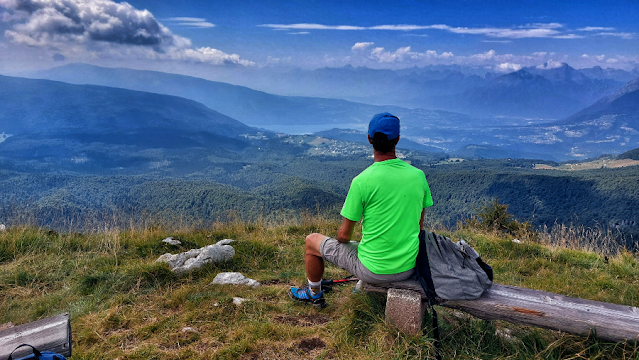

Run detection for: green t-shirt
[[340, 158, 433, 274]]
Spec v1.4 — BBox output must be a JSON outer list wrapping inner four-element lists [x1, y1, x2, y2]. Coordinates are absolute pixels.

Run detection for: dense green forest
[[1, 151, 638, 250]]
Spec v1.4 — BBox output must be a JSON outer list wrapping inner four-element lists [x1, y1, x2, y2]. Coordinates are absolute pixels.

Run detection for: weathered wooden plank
[[0, 313, 72, 358], [362, 281, 639, 343]]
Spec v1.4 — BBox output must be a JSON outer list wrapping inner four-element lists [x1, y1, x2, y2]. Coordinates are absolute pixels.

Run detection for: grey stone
[[232, 297, 250, 306], [385, 288, 425, 335], [209, 272, 260, 287], [162, 236, 181, 245], [156, 239, 235, 274]]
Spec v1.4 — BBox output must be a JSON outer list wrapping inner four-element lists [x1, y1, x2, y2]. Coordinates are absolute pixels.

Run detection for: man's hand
[[337, 217, 356, 243]]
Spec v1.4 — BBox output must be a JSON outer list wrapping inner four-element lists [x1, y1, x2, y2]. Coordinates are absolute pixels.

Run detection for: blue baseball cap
[[368, 112, 400, 140]]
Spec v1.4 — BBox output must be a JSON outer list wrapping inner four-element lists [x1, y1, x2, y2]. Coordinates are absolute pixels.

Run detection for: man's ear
[[368, 135, 373, 144], [394, 135, 400, 145]]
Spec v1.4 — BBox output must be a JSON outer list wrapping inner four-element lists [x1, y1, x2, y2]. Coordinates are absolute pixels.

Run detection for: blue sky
[[0, 0, 637, 73]]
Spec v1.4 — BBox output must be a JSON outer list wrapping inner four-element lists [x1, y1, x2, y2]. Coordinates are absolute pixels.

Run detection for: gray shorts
[[319, 237, 414, 284]]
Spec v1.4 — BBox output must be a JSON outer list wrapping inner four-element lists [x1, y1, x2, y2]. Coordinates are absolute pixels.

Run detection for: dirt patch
[[240, 352, 260, 360], [261, 279, 292, 285], [297, 337, 326, 352], [275, 314, 330, 327]]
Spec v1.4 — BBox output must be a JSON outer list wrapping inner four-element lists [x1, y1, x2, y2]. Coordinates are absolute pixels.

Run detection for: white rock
[[495, 328, 514, 341], [181, 327, 197, 333], [209, 272, 260, 287], [216, 239, 234, 246], [0, 224, 6, 232], [512, 239, 522, 243], [155, 239, 235, 274], [162, 236, 181, 245], [232, 297, 249, 306]]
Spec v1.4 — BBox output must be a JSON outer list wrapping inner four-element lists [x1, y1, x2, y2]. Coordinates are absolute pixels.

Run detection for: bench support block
[[385, 288, 425, 335]]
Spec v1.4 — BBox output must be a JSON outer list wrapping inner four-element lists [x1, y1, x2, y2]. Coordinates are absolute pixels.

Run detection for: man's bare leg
[[305, 233, 326, 283]]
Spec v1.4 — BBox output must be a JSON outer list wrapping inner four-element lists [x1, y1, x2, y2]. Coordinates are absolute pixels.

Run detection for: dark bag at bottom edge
[[7, 344, 67, 360]]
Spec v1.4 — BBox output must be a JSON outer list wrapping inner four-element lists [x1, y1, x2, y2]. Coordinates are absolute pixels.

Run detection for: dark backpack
[[6, 344, 67, 360], [415, 230, 494, 360]]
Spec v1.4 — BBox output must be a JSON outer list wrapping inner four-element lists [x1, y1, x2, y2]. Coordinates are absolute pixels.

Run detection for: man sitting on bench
[[289, 112, 433, 308]]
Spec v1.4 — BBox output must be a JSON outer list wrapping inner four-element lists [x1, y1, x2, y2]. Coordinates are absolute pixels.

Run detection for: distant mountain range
[[27, 63, 478, 131], [426, 63, 625, 118], [7, 62, 639, 161]]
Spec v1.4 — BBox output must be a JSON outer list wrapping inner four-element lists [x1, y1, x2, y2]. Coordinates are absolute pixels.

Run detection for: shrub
[[464, 199, 538, 241]]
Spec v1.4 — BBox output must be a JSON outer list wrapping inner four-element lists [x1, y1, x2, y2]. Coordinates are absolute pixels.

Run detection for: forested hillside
[[2, 154, 638, 247]]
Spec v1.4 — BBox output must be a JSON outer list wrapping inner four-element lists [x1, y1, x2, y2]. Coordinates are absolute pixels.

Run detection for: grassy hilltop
[[1, 212, 638, 359]]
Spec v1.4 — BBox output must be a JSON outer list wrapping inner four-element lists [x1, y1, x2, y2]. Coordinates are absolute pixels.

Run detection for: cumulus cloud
[[0, 0, 253, 65], [351, 42, 373, 51], [471, 50, 496, 61], [497, 63, 522, 72], [370, 46, 411, 62], [364, 46, 453, 64]]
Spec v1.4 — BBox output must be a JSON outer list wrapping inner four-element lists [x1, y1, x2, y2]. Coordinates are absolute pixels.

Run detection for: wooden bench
[[360, 280, 639, 342], [0, 313, 72, 359]]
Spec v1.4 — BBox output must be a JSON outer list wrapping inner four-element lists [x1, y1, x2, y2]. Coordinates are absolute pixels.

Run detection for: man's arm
[[337, 217, 357, 243], [419, 208, 426, 230]]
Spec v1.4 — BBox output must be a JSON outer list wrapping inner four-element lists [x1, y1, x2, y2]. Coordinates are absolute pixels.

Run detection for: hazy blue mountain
[[28, 63, 494, 135], [522, 63, 623, 105], [27, 63, 416, 128], [431, 64, 623, 118], [518, 77, 639, 158], [579, 66, 639, 83], [0, 75, 253, 137], [434, 69, 583, 118], [0, 75, 260, 172]]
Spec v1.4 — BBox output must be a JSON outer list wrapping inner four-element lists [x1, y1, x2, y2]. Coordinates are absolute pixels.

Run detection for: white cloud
[[259, 22, 579, 39], [351, 42, 373, 51], [0, 0, 252, 65], [363, 46, 453, 64], [165, 17, 215, 28], [260, 23, 365, 30], [594, 32, 634, 39], [261, 22, 634, 41], [370, 46, 411, 63], [578, 27, 615, 31], [166, 17, 206, 22], [472, 50, 496, 61], [536, 60, 564, 69], [167, 47, 254, 66], [497, 63, 522, 72]]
